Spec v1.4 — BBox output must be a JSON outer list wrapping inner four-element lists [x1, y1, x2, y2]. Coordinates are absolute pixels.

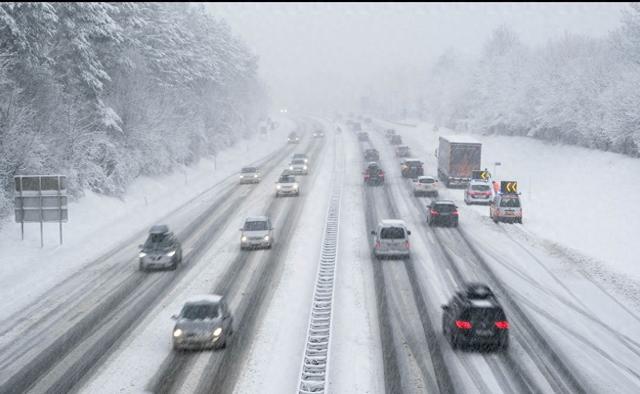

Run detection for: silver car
[[239, 166, 261, 184], [138, 225, 182, 271], [240, 216, 274, 249], [412, 176, 439, 197], [172, 295, 233, 351], [371, 219, 412, 259], [276, 174, 300, 197], [289, 158, 309, 175]]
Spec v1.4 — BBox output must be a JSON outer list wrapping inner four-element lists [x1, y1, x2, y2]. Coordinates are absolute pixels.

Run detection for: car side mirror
[[370, 230, 376, 235], [441, 305, 449, 311], [138, 244, 143, 249], [407, 230, 411, 235], [171, 314, 178, 320]]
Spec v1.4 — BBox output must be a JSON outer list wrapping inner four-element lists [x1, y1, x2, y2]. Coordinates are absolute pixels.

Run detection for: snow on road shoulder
[[0, 116, 294, 318], [327, 124, 384, 394], [233, 129, 333, 393], [379, 119, 640, 305]]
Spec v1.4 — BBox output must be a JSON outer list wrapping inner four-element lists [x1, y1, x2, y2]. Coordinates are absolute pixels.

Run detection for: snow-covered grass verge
[[381, 119, 640, 300], [0, 116, 294, 317]]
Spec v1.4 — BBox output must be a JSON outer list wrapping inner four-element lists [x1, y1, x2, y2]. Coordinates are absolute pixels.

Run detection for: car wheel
[[170, 259, 178, 271], [139, 262, 146, 272]]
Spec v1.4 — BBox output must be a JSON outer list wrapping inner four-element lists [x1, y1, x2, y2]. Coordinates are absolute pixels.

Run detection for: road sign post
[[14, 175, 68, 247]]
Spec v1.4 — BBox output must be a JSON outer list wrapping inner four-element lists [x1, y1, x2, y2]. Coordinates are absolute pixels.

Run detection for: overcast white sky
[[206, 2, 627, 112]]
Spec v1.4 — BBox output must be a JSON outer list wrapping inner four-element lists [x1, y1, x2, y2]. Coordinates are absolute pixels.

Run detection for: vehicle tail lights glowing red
[[455, 320, 472, 329], [495, 321, 509, 329], [430, 210, 439, 216], [452, 210, 459, 216]]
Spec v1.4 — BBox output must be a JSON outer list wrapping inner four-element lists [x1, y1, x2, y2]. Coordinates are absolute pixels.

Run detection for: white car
[[276, 174, 300, 197], [289, 159, 309, 175], [239, 167, 261, 184], [240, 216, 273, 249], [370, 219, 412, 260], [412, 176, 439, 197], [464, 180, 493, 205]]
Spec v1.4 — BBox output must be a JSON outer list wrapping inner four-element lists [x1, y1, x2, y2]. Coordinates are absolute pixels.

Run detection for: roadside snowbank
[[0, 116, 294, 317], [381, 119, 640, 287]]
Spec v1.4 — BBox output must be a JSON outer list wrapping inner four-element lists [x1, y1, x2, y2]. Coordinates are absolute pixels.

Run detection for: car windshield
[[294, 154, 306, 159], [380, 227, 405, 239], [420, 178, 435, 184], [407, 161, 422, 167], [471, 184, 490, 191], [500, 197, 521, 208], [279, 175, 295, 183], [244, 221, 268, 231], [144, 233, 172, 248], [435, 204, 456, 212], [292, 159, 305, 165], [241, 167, 257, 173], [181, 303, 219, 320]]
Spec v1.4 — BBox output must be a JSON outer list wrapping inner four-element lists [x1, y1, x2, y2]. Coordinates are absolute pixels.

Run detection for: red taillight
[[404, 240, 410, 249], [374, 241, 381, 249], [495, 321, 509, 329], [452, 210, 459, 216], [455, 320, 472, 329], [430, 210, 439, 215]]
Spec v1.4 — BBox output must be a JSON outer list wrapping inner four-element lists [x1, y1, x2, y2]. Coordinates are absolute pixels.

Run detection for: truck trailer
[[437, 136, 482, 188]]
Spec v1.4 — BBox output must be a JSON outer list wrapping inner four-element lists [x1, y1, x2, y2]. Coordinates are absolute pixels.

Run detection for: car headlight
[[289, 166, 293, 170], [138, 252, 147, 258], [293, 184, 299, 189], [304, 159, 308, 163], [276, 185, 281, 190], [241, 236, 247, 242], [264, 235, 270, 241], [303, 166, 307, 170], [213, 327, 222, 337], [240, 175, 244, 178], [166, 250, 176, 257], [253, 174, 258, 178], [173, 329, 183, 338]]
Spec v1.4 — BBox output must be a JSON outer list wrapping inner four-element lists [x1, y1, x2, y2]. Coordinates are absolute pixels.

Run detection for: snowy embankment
[[383, 119, 640, 304], [0, 116, 293, 317]]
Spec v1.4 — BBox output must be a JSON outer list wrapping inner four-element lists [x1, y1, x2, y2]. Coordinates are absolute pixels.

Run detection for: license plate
[[476, 329, 492, 336]]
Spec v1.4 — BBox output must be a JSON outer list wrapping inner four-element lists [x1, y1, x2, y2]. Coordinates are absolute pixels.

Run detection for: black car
[[427, 200, 459, 227], [363, 162, 385, 186], [357, 131, 369, 141], [400, 159, 424, 179], [364, 148, 380, 162], [390, 135, 402, 145], [441, 283, 509, 351]]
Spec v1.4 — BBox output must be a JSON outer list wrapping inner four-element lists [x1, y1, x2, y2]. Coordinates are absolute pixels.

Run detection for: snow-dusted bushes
[[422, 5, 640, 158], [0, 3, 267, 219]]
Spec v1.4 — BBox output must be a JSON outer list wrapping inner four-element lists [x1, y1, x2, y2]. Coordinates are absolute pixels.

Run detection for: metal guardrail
[[297, 133, 343, 394]]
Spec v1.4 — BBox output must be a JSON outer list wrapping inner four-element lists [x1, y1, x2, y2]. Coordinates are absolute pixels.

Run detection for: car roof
[[433, 200, 455, 205], [293, 153, 307, 156], [149, 224, 169, 234], [470, 179, 489, 184], [379, 219, 407, 227], [404, 158, 422, 162], [184, 294, 223, 305], [418, 175, 435, 180], [245, 216, 269, 222], [397, 145, 409, 149]]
